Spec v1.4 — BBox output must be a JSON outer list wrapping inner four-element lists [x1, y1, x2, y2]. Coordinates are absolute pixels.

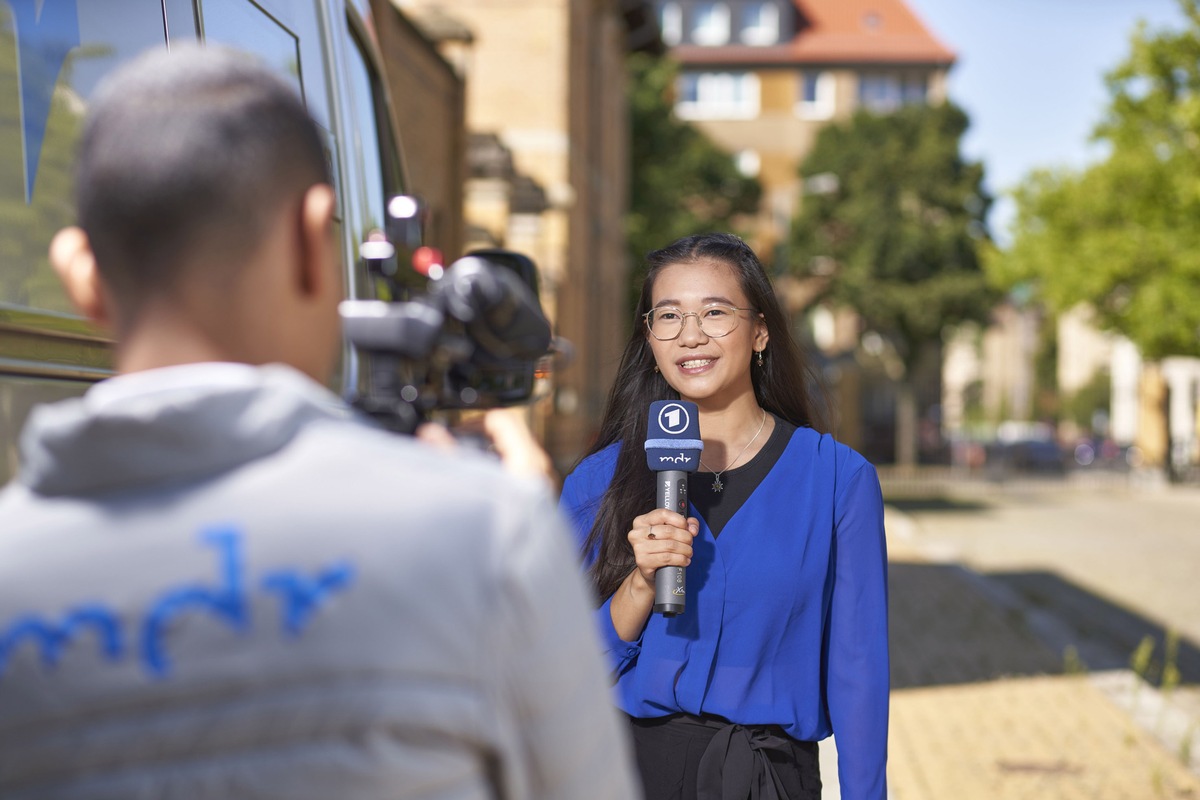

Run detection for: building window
[[797, 70, 835, 119], [659, 2, 682, 46], [858, 72, 929, 112], [739, 2, 779, 45], [691, 2, 730, 46], [858, 74, 899, 112], [902, 73, 928, 104], [677, 71, 761, 119]]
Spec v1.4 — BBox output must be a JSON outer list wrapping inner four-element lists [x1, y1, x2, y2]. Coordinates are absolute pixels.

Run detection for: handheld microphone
[[644, 400, 703, 616]]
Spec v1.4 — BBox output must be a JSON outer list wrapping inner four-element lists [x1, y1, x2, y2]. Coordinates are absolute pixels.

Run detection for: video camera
[[339, 196, 553, 435]]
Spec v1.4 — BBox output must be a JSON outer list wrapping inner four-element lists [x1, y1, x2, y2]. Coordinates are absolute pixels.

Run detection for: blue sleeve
[[826, 461, 889, 800], [559, 460, 643, 678]]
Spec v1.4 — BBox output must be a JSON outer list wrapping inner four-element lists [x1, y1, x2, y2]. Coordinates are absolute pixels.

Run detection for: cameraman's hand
[[415, 409, 555, 487], [480, 408, 555, 485], [414, 422, 459, 451]]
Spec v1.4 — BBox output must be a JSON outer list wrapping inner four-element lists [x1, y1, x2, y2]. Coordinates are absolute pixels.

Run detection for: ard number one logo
[[658, 403, 690, 436]]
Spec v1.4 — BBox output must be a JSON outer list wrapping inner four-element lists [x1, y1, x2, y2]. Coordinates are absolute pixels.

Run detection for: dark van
[[0, 0, 409, 484]]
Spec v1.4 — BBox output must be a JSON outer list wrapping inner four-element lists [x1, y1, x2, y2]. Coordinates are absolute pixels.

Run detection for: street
[[889, 476, 1200, 654], [878, 474, 1200, 799]]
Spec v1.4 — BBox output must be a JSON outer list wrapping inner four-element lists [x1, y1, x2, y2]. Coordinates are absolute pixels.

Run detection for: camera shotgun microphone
[[644, 400, 703, 616]]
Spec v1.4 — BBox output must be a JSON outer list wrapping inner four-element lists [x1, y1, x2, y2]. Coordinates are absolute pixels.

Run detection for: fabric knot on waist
[[686, 716, 804, 800]]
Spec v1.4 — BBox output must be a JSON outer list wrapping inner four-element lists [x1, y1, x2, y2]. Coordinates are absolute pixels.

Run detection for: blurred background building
[[371, 0, 467, 262], [388, 0, 660, 467], [659, 0, 952, 263], [374, 0, 1200, 478]]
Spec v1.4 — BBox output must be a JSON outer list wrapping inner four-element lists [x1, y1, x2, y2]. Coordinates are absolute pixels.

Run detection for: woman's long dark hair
[[580, 233, 829, 602]]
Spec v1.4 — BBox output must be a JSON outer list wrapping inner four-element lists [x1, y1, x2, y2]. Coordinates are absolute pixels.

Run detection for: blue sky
[[901, 0, 1186, 241]]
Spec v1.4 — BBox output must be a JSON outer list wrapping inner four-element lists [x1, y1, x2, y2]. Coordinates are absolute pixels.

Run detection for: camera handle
[[340, 299, 457, 435]]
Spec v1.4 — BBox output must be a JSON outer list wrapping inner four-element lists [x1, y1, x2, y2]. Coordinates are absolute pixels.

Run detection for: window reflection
[[200, 0, 302, 99], [798, 70, 834, 120], [676, 71, 760, 120], [692, 3, 730, 46], [0, 0, 166, 314], [343, 31, 387, 240], [857, 73, 928, 113], [740, 3, 778, 46], [658, 2, 682, 46]]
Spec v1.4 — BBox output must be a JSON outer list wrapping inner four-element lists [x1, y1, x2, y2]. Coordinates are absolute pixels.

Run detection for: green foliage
[[1033, 317, 1060, 421], [626, 53, 761, 304], [962, 378, 985, 425], [988, 0, 1200, 360], [790, 102, 994, 372], [0, 14, 85, 314], [1062, 644, 1087, 675], [1062, 368, 1112, 430]]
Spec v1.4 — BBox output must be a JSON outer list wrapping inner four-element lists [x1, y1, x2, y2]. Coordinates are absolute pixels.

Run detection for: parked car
[[985, 421, 1068, 476], [1072, 436, 1137, 472]]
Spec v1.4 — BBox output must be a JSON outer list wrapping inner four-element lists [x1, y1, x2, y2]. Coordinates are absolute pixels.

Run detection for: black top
[[690, 414, 796, 537]]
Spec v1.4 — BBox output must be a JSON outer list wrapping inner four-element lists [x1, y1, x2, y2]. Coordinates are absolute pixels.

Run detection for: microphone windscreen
[[645, 400, 703, 472]]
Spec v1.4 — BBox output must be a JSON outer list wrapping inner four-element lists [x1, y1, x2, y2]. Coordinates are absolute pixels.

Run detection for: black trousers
[[629, 714, 821, 800]]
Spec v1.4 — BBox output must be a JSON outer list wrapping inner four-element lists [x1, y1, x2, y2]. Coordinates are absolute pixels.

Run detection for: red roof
[[674, 0, 955, 66]]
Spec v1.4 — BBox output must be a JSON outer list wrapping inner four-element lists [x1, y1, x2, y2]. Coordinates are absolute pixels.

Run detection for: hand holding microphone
[[626, 508, 698, 615], [642, 400, 703, 616]]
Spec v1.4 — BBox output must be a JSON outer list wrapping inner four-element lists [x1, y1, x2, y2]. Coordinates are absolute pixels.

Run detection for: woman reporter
[[559, 233, 889, 800]]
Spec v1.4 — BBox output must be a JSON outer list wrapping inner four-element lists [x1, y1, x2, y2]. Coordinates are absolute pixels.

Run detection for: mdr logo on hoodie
[[0, 527, 357, 680]]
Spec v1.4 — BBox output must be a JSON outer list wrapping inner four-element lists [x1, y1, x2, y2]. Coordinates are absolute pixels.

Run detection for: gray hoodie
[[0, 363, 638, 800]]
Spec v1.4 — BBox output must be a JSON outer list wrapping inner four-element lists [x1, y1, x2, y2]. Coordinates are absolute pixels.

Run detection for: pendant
[[711, 475, 724, 493]]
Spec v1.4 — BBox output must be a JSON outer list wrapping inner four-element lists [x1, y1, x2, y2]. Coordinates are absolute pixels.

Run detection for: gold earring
[[654, 365, 660, 373], [756, 350, 764, 367]]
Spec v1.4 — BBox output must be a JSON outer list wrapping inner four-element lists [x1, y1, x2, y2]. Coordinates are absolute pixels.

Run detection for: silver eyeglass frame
[[642, 304, 759, 341]]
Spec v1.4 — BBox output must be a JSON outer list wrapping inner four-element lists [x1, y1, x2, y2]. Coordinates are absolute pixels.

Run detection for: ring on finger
[[647, 526, 657, 540]]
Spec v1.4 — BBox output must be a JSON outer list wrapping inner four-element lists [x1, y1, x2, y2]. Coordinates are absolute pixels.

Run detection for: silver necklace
[[700, 410, 767, 493]]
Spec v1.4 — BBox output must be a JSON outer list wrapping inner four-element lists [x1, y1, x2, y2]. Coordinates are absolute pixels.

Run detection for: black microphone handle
[[653, 469, 688, 616]]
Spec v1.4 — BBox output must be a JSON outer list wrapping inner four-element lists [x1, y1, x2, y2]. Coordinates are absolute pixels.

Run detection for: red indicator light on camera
[[412, 246, 444, 278]]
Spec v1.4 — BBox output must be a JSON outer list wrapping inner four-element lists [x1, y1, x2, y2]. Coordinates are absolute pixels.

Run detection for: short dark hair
[[76, 45, 331, 309]]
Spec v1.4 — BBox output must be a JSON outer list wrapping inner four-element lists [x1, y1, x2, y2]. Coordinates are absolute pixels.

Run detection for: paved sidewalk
[[879, 504, 1200, 799], [890, 673, 1199, 799]]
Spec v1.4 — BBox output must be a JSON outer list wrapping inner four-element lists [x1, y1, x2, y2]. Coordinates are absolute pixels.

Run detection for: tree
[[987, 0, 1200, 362], [790, 101, 993, 465], [626, 53, 761, 309], [1062, 369, 1112, 433]]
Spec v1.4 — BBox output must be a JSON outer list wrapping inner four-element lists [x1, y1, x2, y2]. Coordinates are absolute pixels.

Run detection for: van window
[[199, 0, 303, 100], [342, 24, 407, 300], [162, 0, 200, 42], [344, 30, 389, 234], [0, 1, 167, 314]]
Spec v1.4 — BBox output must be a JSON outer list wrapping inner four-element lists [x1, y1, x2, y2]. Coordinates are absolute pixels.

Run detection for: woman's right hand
[[626, 509, 699, 594], [609, 510, 699, 641]]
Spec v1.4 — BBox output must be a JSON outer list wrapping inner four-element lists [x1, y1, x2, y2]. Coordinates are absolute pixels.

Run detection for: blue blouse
[[559, 426, 889, 800]]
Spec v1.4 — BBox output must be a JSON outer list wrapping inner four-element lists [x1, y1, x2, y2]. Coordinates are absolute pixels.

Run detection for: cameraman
[[0, 47, 638, 799]]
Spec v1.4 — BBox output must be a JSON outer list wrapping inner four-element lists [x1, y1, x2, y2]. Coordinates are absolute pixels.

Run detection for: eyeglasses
[[643, 304, 757, 341]]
